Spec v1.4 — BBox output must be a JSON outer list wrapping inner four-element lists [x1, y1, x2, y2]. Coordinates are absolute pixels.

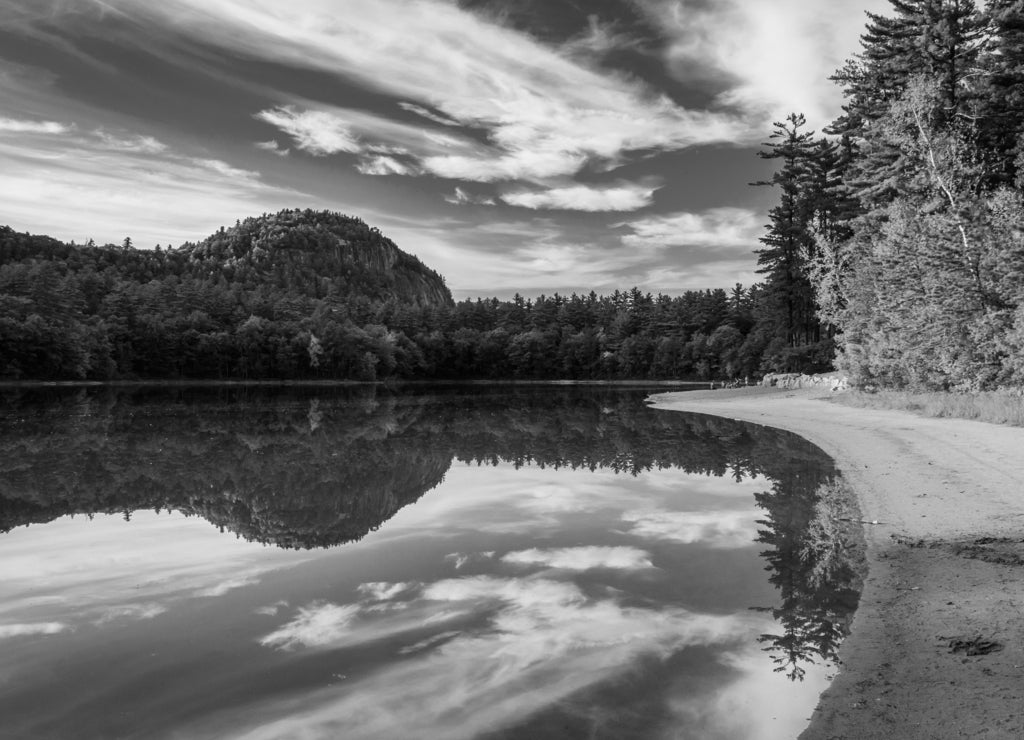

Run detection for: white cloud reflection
[[501, 546, 654, 571], [0, 622, 69, 639], [235, 575, 755, 740], [259, 602, 361, 650], [622, 508, 760, 549], [0, 512, 310, 633]]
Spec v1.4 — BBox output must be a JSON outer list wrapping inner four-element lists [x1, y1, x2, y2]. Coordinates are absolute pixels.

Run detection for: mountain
[[0, 210, 453, 380], [181, 209, 452, 307]]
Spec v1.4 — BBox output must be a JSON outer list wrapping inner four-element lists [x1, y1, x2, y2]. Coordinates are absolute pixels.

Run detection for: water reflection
[[0, 385, 862, 739], [2, 385, 836, 548], [753, 478, 863, 682]]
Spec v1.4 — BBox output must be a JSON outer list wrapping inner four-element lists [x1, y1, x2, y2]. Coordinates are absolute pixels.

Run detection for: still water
[[0, 385, 861, 740]]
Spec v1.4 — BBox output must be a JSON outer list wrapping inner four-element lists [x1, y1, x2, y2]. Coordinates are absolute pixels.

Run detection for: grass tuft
[[830, 389, 1024, 427]]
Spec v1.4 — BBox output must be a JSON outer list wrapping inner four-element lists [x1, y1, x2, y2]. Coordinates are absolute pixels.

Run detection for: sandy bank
[[650, 387, 1024, 740]]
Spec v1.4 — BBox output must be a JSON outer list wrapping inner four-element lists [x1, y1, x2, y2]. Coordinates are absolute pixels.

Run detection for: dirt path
[[650, 388, 1024, 740]]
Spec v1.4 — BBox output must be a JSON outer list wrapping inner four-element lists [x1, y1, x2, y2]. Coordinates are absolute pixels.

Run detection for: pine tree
[[830, 0, 986, 210], [753, 114, 838, 371], [978, 0, 1024, 186]]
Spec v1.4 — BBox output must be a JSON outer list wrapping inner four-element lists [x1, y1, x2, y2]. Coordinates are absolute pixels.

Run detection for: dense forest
[[0, 211, 804, 382], [3, 0, 1024, 387], [771, 0, 1024, 390]]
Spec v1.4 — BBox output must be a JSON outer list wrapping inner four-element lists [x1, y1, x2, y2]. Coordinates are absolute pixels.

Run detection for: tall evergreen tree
[[979, 0, 1024, 186], [752, 115, 840, 372], [830, 0, 986, 210]]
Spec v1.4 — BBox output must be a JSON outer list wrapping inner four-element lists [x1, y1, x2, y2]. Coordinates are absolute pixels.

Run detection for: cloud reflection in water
[[234, 574, 760, 740]]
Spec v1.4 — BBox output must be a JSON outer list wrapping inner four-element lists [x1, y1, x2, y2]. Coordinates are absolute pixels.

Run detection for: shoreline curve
[[649, 386, 1024, 740]]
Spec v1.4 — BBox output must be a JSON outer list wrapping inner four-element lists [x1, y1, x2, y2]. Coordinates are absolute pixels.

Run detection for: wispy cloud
[[356, 582, 417, 602], [234, 575, 756, 739], [92, 603, 167, 624], [622, 508, 760, 549], [356, 155, 419, 176], [0, 124, 319, 247], [259, 602, 361, 650], [193, 574, 263, 598], [616, 207, 761, 250], [501, 546, 654, 571], [0, 116, 72, 134], [0, 511, 310, 643], [444, 187, 496, 207], [254, 139, 289, 156], [128, 0, 752, 185], [0, 622, 69, 639], [399, 101, 461, 127], [501, 182, 658, 212], [254, 106, 361, 155], [561, 15, 652, 59], [94, 130, 167, 153]]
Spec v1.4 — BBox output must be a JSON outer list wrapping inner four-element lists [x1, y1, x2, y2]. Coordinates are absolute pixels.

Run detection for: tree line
[[7, 1, 1024, 387], [767, 0, 1024, 390], [0, 211, 828, 382]]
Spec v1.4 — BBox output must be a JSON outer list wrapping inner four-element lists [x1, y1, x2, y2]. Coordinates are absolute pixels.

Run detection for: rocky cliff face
[[184, 209, 452, 307]]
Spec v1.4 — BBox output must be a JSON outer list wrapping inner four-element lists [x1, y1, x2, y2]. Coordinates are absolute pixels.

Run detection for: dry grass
[[831, 389, 1024, 427]]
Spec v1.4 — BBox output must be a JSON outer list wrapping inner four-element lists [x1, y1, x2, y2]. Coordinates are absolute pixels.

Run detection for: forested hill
[[1, 209, 451, 307], [0, 207, 817, 383], [0, 209, 467, 380], [181, 210, 452, 307]]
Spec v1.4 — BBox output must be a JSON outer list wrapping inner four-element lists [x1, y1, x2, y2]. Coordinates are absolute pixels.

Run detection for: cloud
[[397, 630, 462, 655], [398, 101, 461, 127], [193, 574, 262, 598], [500, 546, 654, 571], [356, 582, 416, 601], [259, 602, 361, 650], [635, 0, 890, 128], [92, 603, 167, 624], [254, 106, 361, 155], [94, 130, 167, 153], [254, 103, 477, 175], [561, 15, 652, 59], [0, 124, 321, 247], [666, 649, 835, 740], [0, 622, 69, 639], [119, 0, 753, 183], [616, 207, 761, 250], [231, 575, 756, 740], [355, 155, 419, 176], [622, 508, 760, 549], [0, 116, 72, 134], [254, 139, 289, 156], [254, 601, 289, 617], [0, 511, 310, 646], [444, 187, 495, 206], [501, 182, 658, 212]]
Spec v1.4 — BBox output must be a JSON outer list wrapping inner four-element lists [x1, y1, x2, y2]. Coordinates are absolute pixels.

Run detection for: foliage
[[797, 0, 1024, 390], [0, 216, 774, 382]]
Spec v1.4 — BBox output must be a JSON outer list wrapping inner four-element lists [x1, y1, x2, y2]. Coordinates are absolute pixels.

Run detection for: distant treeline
[[0, 211, 830, 382]]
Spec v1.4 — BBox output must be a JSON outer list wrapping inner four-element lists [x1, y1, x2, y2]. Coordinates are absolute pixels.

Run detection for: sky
[[0, 0, 887, 299]]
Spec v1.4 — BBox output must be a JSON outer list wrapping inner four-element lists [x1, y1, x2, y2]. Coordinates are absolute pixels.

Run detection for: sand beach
[[650, 387, 1024, 739]]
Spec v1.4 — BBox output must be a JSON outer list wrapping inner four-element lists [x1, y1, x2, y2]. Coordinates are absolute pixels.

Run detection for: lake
[[0, 385, 861, 739]]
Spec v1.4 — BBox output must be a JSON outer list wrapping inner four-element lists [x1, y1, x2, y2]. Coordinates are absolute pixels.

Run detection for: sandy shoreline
[[650, 387, 1024, 740]]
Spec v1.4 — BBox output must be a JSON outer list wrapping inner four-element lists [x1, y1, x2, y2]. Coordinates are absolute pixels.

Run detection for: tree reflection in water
[[0, 383, 862, 679], [753, 477, 864, 682]]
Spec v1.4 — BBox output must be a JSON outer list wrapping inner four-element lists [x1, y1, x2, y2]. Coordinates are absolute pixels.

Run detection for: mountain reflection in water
[[0, 385, 862, 739]]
